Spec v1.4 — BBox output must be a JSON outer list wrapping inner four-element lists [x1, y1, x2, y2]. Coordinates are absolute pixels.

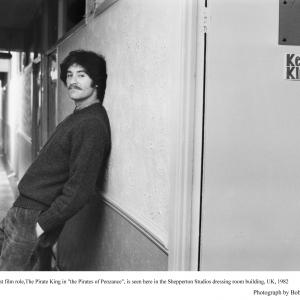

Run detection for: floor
[[0, 156, 15, 220]]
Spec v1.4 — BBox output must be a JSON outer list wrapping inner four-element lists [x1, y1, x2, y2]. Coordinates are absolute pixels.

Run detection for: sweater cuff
[[38, 212, 62, 232]]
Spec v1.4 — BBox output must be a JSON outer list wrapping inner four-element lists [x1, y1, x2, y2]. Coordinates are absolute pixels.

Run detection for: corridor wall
[[2, 53, 33, 182], [56, 0, 184, 270]]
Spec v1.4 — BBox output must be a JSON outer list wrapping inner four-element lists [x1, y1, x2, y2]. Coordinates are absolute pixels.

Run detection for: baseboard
[[102, 197, 168, 255]]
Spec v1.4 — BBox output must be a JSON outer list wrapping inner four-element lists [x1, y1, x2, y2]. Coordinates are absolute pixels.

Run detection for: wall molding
[[168, 0, 205, 271], [86, 0, 119, 21], [47, 0, 119, 56], [46, 21, 86, 56], [101, 196, 168, 255]]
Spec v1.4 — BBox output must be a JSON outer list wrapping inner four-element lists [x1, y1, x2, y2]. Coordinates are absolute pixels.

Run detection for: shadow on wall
[[57, 194, 106, 271], [57, 193, 168, 271]]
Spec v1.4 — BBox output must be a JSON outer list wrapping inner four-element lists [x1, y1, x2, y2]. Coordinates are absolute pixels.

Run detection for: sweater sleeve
[[37, 118, 107, 232]]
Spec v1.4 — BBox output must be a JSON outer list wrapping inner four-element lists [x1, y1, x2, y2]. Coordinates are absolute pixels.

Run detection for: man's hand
[[36, 222, 44, 238]]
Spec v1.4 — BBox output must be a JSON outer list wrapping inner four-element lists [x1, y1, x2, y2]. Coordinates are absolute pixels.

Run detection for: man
[[0, 50, 111, 270]]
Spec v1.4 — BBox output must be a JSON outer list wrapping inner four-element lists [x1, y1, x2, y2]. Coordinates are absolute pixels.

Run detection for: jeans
[[0, 206, 44, 270]]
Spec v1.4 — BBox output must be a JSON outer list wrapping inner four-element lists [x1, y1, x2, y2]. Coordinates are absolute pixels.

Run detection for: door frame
[[31, 57, 42, 159], [46, 50, 58, 136], [168, 0, 207, 271]]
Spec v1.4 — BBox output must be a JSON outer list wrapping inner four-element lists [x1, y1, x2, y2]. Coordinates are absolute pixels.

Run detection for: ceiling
[[0, 0, 43, 29], [0, 0, 43, 51]]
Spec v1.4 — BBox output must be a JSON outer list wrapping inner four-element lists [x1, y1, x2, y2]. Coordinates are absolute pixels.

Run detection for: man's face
[[66, 63, 97, 102]]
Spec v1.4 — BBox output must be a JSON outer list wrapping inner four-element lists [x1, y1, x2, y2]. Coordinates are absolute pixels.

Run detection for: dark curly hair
[[60, 50, 107, 103]]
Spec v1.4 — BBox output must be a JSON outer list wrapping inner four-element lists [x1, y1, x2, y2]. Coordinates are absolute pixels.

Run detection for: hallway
[[0, 0, 187, 271], [0, 157, 15, 221]]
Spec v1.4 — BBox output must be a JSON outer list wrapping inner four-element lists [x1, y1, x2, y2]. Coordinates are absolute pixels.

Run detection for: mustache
[[68, 84, 82, 90]]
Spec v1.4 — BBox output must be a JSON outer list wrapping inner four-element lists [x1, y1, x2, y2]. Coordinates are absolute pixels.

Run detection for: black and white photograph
[[0, 0, 299, 298]]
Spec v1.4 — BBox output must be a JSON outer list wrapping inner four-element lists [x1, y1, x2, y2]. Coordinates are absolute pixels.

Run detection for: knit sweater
[[13, 103, 111, 232]]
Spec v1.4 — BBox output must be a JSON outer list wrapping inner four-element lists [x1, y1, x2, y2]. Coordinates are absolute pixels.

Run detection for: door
[[200, 0, 300, 270]]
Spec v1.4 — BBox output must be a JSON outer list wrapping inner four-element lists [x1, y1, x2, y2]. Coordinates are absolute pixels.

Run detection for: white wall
[[6, 53, 22, 173], [0, 59, 10, 72], [57, 0, 184, 246], [3, 53, 33, 179], [201, 0, 300, 270]]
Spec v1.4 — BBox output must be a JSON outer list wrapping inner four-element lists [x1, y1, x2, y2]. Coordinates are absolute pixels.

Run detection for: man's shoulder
[[76, 110, 109, 128], [72, 111, 110, 139], [58, 105, 110, 135]]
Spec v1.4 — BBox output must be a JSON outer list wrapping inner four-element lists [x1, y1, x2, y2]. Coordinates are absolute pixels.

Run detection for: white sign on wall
[[285, 54, 300, 80]]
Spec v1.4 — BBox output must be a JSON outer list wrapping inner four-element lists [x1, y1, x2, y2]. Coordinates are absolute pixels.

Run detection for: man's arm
[[37, 118, 108, 232]]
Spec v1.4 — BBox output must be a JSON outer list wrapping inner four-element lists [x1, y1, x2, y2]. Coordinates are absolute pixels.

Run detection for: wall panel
[[201, 0, 300, 270], [57, 196, 168, 271]]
